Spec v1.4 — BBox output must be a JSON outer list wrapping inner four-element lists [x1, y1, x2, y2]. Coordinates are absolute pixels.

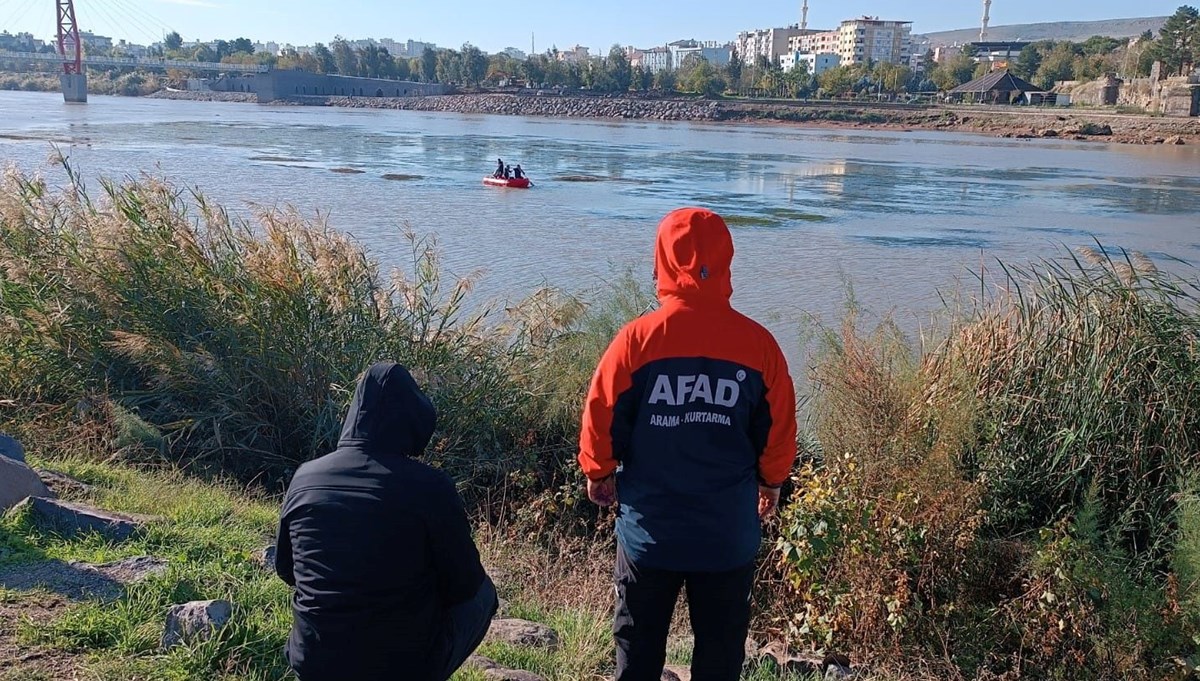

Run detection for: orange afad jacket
[[578, 208, 799, 572]]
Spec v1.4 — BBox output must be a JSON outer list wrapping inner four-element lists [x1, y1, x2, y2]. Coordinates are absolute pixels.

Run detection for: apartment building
[[780, 51, 840, 75], [835, 17, 912, 66], [735, 26, 811, 65]]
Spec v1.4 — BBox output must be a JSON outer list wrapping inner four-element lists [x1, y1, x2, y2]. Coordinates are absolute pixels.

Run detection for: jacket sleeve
[[274, 502, 296, 587], [757, 339, 799, 488], [579, 327, 636, 481], [428, 473, 487, 607]]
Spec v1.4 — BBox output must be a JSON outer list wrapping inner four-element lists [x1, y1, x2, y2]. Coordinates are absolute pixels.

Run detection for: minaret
[[801, 0, 809, 31], [981, 0, 992, 42]]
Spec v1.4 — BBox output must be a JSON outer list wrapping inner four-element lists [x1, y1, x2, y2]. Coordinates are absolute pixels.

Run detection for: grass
[[1, 455, 823, 680]]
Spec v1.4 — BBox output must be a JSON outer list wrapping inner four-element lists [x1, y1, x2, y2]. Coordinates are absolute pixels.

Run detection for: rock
[[161, 599, 233, 648], [9, 496, 149, 542], [35, 470, 95, 499], [95, 556, 168, 583], [1077, 122, 1113, 136], [1166, 135, 1186, 145], [0, 456, 53, 512], [756, 641, 823, 676], [1040, 129, 1059, 138], [825, 663, 854, 680], [464, 656, 547, 681], [0, 433, 25, 463], [484, 670, 547, 681], [485, 618, 560, 651], [662, 666, 690, 680], [495, 596, 511, 618], [253, 545, 277, 571]]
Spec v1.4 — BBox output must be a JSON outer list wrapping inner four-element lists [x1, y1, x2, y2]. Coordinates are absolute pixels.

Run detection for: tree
[[360, 44, 384, 78], [684, 58, 725, 97], [873, 62, 912, 94], [726, 49, 743, 85], [313, 44, 336, 74], [522, 55, 546, 86], [436, 49, 462, 84], [1013, 42, 1050, 79], [231, 37, 254, 55], [819, 65, 856, 96], [1034, 42, 1080, 89], [1152, 5, 1199, 75], [332, 39, 358, 76], [193, 44, 217, 63], [929, 53, 977, 91], [461, 44, 487, 86], [394, 54, 411, 80], [652, 68, 676, 92], [164, 31, 183, 51], [606, 45, 633, 92], [1081, 35, 1123, 56], [213, 40, 231, 61], [421, 47, 438, 83]]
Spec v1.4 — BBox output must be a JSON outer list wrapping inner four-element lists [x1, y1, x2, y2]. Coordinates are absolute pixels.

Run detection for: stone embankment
[[145, 90, 257, 103], [144, 89, 1200, 145], [321, 93, 725, 121]]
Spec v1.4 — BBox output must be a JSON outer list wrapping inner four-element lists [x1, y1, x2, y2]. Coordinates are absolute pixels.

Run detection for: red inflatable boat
[[483, 176, 531, 189]]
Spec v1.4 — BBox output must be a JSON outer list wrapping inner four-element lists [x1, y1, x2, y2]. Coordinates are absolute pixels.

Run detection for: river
[[1, 90, 1198, 362]]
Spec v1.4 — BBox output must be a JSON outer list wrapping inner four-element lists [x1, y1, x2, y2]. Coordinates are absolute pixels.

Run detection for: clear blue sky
[[0, 0, 1186, 53]]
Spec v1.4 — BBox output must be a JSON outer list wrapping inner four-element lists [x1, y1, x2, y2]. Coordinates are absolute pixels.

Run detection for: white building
[[835, 17, 912, 66], [557, 44, 591, 63], [933, 45, 963, 64], [640, 47, 671, 73], [735, 26, 811, 66], [780, 51, 840, 75], [668, 39, 732, 67], [502, 47, 527, 60]]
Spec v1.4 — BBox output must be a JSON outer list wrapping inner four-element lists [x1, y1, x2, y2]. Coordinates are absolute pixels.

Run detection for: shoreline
[[141, 89, 1200, 146]]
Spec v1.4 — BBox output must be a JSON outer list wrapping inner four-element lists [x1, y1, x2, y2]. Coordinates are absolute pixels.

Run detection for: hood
[[655, 208, 734, 303], [337, 362, 437, 457]]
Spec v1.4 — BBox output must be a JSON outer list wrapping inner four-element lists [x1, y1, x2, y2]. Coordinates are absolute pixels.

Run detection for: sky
[[0, 0, 1186, 53]]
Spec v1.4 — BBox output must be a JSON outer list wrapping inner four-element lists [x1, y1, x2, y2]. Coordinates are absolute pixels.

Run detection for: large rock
[[464, 655, 547, 681], [161, 600, 233, 648], [9, 496, 148, 542], [253, 545, 277, 571], [485, 618, 560, 651], [0, 456, 53, 512], [36, 470, 96, 499], [0, 433, 24, 463], [0, 556, 166, 601], [662, 666, 690, 681]]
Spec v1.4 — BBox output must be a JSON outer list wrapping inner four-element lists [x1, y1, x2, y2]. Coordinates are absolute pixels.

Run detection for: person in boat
[[494, 159, 504, 178], [276, 362, 498, 681], [513, 165, 525, 180], [504, 165, 513, 180]]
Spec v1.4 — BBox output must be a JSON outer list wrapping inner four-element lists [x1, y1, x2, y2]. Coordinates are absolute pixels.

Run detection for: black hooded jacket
[[275, 362, 487, 681]]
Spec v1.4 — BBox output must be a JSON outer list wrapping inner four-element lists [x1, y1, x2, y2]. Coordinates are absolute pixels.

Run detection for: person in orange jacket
[[579, 207, 799, 681]]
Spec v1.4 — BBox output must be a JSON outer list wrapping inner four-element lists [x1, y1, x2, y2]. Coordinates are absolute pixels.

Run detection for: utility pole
[[981, 0, 992, 42]]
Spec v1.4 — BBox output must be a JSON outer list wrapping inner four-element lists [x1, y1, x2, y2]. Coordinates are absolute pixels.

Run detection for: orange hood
[[655, 208, 734, 303]]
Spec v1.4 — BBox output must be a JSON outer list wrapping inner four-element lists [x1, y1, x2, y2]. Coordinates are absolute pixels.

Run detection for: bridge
[[3, 0, 271, 103], [0, 50, 269, 73]]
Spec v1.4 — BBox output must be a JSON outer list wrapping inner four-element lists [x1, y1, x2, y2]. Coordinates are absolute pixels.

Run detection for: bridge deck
[[0, 50, 269, 73]]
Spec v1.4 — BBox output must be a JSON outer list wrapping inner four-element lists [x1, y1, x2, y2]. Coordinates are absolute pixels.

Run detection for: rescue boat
[[483, 176, 531, 189]]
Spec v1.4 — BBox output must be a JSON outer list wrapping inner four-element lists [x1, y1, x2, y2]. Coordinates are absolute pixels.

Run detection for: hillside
[[917, 16, 1168, 46]]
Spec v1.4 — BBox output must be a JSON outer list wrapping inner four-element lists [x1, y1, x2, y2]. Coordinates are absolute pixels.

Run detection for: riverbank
[[153, 89, 1197, 146], [3, 166, 1200, 680]]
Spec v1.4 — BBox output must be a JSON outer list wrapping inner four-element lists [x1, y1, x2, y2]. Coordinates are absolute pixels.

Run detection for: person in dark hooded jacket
[[275, 362, 497, 681]]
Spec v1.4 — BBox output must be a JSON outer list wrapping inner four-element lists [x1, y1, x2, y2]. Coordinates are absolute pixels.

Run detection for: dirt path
[[0, 593, 87, 680]]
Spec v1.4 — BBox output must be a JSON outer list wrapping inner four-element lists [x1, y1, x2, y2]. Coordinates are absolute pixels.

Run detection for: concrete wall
[[256, 70, 447, 103], [196, 70, 448, 102]]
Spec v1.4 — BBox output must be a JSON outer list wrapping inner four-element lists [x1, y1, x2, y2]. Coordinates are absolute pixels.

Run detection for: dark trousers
[[432, 574, 499, 681], [613, 545, 755, 681]]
